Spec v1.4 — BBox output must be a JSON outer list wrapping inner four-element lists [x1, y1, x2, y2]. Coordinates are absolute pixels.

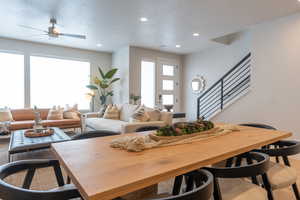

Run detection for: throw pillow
[[103, 105, 120, 120], [130, 106, 150, 122], [63, 104, 80, 119], [0, 108, 14, 122], [47, 106, 64, 120], [145, 107, 161, 121]]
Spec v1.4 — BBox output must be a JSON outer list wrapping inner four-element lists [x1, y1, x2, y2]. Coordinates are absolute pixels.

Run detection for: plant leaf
[[109, 78, 120, 84], [107, 91, 113, 96], [86, 85, 98, 90], [100, 82, 109, 89], [105, 68, 118, 79], [98, 67, 105, 79]]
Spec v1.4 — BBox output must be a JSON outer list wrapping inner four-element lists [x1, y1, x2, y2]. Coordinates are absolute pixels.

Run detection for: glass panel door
[[157, 60, 180, 112]]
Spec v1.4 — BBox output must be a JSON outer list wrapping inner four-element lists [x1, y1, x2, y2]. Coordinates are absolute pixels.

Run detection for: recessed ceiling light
[[175, 44, 181, 48], [193, 33, 200, 37], [140, 17, 148, 22], [96, 43, 102, 47]]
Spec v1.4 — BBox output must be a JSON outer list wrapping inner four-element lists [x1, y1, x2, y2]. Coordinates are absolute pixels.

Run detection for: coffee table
[[8, 127, 70, 162]]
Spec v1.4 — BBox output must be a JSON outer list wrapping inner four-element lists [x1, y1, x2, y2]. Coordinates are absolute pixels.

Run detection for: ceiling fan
[[19, 18, 86, 39]]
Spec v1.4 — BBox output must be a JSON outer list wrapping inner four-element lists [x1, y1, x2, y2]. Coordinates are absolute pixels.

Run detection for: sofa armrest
[[160, 111, 173, 126], [82, 112, 100, 118], [122, 121, 166, 133]]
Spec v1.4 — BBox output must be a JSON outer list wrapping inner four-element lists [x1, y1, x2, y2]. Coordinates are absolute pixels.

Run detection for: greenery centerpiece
[[86, 67, 120, 105], [156, 118, 214, 136]]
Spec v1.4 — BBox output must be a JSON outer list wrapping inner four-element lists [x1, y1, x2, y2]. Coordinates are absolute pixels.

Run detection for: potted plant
[[130, 94, 141, 105], [86, 67, 120, 105]]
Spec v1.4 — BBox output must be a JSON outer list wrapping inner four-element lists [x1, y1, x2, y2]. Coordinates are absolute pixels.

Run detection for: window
[[0, 52, 24, 108], [141, 61, 155, 108], [162, 65, 174, 76], [162, 80, 174, 91], [30, 56, 90, 109], [162, 94, 174, 105]]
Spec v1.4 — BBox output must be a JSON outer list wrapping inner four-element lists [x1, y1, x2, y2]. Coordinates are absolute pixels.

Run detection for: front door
[[156, 59, 180, 112]]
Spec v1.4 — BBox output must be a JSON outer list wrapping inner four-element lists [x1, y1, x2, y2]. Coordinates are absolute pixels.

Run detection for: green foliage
[[156, 120, 214, 136], [87, 66, 120, 105]]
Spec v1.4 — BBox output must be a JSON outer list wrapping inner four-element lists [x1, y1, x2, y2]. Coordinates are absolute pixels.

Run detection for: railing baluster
[[221, 80, 224, 110], [197, 53, 251, 120]]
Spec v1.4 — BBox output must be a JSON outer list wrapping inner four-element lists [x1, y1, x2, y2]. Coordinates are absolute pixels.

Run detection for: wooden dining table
[[51, 124, 292, 200]]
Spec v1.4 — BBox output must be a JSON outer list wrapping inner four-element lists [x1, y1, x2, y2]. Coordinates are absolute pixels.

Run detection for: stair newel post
[[220, 80, 224, 110]]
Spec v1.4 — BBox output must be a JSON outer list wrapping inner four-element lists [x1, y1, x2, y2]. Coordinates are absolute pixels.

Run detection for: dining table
[[51, 124, 292, 200]]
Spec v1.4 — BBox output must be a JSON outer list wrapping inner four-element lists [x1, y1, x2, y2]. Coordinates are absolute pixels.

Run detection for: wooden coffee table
[[8, 127, 70, 162]]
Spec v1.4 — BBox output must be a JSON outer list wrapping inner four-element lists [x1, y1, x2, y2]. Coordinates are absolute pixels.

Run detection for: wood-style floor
[[0, 139, 299, 199]]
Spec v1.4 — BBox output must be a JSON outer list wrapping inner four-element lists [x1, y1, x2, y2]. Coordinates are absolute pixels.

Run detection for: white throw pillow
[[0, 108, 14, 122], [47, 106, 64, 120], [131, 106, 150, 122], [120, 103, 140, 122], [63, 104, 80, 119]]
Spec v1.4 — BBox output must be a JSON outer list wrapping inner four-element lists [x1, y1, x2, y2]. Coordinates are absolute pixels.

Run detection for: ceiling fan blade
[[59, 33, 86, 39], [18, 25, 47, 33], [24, 33, 49, 37]]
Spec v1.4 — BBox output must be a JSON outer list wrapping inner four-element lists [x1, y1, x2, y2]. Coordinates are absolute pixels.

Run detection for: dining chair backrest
[[204, 152, 270, 178], [115, 170, 213, 200], [72, 130, 120, 140], [239, 123, 277, 130], [253, 140, 300, 160], [135, 126, 160, 132], [149, 169, 213, 200], [0, 159, 81, 200]]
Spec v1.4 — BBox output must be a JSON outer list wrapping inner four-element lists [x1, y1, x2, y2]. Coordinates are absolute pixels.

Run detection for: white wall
[[112, 46, 130, 104], [183, 32, 251, 120], [0, 37, 112, 110], [183, 12, 300, 140]]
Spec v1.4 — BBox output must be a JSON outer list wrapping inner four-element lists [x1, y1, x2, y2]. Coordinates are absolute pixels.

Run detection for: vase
[[100, 96, 107, 105]]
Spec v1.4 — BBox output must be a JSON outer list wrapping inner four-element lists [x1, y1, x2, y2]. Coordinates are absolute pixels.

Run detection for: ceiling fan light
[[53, 27, 59, 34]]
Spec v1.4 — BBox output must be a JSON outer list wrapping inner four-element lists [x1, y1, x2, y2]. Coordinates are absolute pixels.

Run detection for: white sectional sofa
[[82, 104, 173, 133]]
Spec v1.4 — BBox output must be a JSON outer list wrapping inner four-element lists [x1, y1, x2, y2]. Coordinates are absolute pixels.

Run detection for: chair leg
[[67, 176, 71, 184], [292, 183, 300, 200], [213, 178, 222, 200], [172, 175, 183, 195], [261, 173, 274, 200]]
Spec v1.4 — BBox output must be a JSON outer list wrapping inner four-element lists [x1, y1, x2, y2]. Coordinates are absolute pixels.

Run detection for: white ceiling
[[0, 0, 300, 54]]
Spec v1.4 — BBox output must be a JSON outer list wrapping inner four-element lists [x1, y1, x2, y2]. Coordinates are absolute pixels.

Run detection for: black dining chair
[[239, 123, 276, 130], [135, 126, 160, 132], [72, 130, 120, 140], [198, 152, 272, 200], [253, 140, 300, 200], [115, 169, 213, 200], [0, 159, 81, 200]]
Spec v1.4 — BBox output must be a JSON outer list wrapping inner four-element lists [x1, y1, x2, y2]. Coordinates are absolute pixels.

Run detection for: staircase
[[197, 53, 251, 120]]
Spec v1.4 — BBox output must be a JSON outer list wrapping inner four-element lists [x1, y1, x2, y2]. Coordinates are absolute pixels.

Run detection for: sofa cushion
[[0, 108, 14, 122], [85, 118, 128, 133], [11, 109, 35, 121], [10, 120, 35, 130], [42, 119, 80, 127], [120, 104, 140, 122], [145, 107, 161, 121]]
